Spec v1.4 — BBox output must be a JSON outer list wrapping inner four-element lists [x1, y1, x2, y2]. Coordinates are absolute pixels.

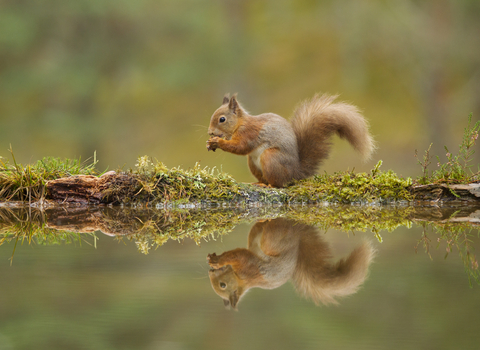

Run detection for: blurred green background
[[1, 223, 479, 350], [1, 0, 479, 182], [2, 2, 480, 348]]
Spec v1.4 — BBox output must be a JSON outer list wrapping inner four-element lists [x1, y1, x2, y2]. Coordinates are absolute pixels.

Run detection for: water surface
[[0, 205, 479, 350]]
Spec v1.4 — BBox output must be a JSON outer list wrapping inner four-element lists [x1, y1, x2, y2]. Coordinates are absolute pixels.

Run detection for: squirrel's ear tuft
[[228, 94, 239, 114], [223, 94, 230, 105]]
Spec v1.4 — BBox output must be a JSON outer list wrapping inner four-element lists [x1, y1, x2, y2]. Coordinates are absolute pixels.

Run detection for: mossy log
[[43, 172, 480, 206]]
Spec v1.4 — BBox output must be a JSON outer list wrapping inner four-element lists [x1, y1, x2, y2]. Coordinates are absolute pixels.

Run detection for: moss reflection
[[416, 221, 480, 286], [0, 204, 478, 285]]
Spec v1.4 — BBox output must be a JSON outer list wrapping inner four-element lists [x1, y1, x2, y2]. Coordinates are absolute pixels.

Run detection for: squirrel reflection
[[207, 218, 375, 310]]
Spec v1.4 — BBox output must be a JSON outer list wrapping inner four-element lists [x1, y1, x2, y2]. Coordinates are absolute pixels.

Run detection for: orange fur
[[207, 218, 376, 310], [292, 94, 376, 177], [207, 94, 375, 187]]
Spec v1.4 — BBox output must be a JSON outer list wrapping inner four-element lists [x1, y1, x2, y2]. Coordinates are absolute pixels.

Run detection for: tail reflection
[[207, 218, 375, 310]]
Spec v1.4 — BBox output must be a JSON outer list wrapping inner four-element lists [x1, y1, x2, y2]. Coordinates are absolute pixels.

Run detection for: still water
[[0, 205, 479, 350]]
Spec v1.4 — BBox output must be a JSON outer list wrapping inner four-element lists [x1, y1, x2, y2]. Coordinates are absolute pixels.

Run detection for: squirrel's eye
[[220, 282, 227, 289], [219, 116, 226, 123]]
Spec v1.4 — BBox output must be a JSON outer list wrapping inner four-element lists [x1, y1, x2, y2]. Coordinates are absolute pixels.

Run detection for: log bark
[[46, 172, 139, 205], [410, 183, 480, 203]]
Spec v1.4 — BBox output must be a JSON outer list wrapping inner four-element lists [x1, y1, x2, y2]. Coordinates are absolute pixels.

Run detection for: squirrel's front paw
[[207, 253, 220, 268], [206, 137, 220, 152]]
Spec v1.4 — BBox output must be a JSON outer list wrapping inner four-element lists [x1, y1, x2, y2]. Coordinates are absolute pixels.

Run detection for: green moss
[[287, 161, 412, 204], [116, 158, 413, 206], [0, 151, 98, 201]]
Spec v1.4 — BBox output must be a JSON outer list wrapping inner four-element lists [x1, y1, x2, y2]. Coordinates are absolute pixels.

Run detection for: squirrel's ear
[[222, 94, 230, 105], [223, 299, 230, 309], [228, 95, 239, 114]]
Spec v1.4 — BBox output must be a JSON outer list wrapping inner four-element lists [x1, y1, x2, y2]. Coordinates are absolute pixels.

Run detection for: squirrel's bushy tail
[[291, 94, 375, 178], [292, 240, 376, 306]]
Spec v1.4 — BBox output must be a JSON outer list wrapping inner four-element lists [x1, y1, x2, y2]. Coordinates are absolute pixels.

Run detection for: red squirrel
[[207, 94, 375, 187], [207, 218, 375, 310]]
